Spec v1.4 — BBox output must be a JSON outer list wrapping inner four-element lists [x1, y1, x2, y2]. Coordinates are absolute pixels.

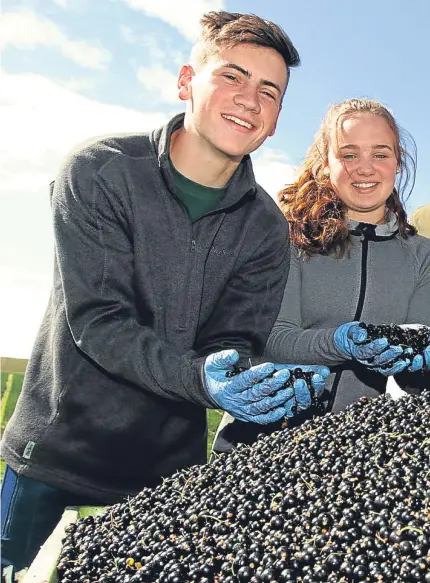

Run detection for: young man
[[1, 11, 329, 574]]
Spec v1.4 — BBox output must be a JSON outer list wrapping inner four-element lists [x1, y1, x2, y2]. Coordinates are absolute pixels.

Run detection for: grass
[[1, 373, 25, 430], [207, 408, 223, 459], [1, 372, 25, 481], [1, 357, 28, 375]]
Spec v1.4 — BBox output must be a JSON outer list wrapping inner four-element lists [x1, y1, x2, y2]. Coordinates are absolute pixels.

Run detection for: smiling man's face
[[178, 43, 288, 161]]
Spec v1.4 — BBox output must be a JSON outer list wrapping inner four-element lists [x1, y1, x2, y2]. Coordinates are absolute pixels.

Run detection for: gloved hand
[[273, 364, 330, 411], [409, 345, 430, 372], [333, 321, 411, 376], [371, 355, 412, 376], [360, 342, 412, 376], [204, 350, 317, 424], [396, 324, 430, 373]]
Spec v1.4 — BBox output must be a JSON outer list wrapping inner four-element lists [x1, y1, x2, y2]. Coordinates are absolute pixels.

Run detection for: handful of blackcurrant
[[226, 365, 320, 413], [358, 322, 430, 371]]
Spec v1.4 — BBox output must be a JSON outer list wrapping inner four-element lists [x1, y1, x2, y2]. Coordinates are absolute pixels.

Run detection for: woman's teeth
[[352, 182, 377, 189]]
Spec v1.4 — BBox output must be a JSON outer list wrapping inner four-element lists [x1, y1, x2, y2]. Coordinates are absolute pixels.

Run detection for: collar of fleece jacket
[[348, 213, 399, 239], [153, 113, 259, 208]]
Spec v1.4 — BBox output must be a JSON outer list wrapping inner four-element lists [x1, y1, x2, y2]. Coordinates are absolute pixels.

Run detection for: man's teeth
[[222, 115, 253, 129], [352, 182, 377, 189]]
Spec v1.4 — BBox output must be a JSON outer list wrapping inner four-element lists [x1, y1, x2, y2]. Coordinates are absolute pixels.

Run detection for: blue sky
[[1, 0, 429, 357]]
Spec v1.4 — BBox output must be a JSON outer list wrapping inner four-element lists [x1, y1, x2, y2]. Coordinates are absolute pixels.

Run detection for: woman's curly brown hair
[[279, 98, 417, 256]]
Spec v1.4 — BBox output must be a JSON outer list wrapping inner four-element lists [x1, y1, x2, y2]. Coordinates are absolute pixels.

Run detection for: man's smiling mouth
[[222, 114, 254, 130]]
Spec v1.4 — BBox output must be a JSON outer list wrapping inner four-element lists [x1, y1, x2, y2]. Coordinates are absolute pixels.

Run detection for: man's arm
[[194, 220, 290, 359], [52, 149, 212, 408]]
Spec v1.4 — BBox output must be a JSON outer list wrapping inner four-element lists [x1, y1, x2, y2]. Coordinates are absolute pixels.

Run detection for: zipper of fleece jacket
[[327, 234, 370, 411], [176, 232, 198, 333], [176, 216, 225, 332]]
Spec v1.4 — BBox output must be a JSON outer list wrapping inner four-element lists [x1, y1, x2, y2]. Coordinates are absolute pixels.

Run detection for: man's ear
[[178, 64, 194, 101], [269, 105, 282, 137]]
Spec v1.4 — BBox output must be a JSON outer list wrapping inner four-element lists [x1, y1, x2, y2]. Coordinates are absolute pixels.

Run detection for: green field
[[207, 408, 223, 457], [1, 372, 25, 429], [1, 357, 28, 374], [1, 370, 26, 479]]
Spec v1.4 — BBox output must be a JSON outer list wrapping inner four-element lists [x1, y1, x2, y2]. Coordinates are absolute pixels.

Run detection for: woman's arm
[[405, 237, 430, 326], [265, 246, 347, 366]]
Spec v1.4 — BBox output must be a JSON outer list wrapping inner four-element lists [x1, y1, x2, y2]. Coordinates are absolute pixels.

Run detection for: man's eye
[[262, 90, 276, 100], [224, 74, 238, 81]]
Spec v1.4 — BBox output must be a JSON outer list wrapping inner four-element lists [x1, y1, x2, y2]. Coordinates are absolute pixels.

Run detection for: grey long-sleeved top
[[211, 217, 430, 455], [266, 217, 430, 413]]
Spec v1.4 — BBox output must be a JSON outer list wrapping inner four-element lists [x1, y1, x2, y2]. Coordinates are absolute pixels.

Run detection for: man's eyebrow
[[223, 63, 282, 94], [340, 144, 393, 151]]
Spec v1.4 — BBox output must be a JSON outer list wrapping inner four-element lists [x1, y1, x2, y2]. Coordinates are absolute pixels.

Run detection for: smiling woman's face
[[327, 112, 398, 224]]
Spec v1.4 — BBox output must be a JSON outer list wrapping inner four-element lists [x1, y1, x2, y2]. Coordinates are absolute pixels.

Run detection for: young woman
[[267, 97, 430, 414], [212, 98, 430, 454]]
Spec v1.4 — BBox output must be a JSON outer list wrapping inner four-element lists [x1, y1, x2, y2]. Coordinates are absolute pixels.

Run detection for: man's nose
[[233, 82, 261, 113]]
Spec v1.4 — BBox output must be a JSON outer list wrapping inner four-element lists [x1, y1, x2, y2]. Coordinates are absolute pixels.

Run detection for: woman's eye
[[375, 153, 387, 159], [343, 154, 356, 160]]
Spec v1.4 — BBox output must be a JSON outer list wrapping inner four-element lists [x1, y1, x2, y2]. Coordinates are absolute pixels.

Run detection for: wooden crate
[[22, 506, 106, 583]]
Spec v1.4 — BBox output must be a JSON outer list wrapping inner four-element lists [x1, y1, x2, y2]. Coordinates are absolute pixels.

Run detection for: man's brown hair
[[192, 11, 300, 82]]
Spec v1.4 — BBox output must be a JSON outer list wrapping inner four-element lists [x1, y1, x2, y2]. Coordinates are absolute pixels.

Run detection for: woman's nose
[[356, 157, 375, 175]]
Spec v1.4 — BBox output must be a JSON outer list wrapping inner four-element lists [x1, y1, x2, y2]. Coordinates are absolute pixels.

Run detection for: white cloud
[[119, 0, 224, 41], [0, 69, 169, 357], [253, 149, 298, 204], [0, 10, 110, 69], [121, 27, 185, 65], [57, 75, 98, 92], [120, 25, 140, 46], [52, 0, 68, 6], [0, 69, 168, 198], [137, 65, 179, 104], [0, 268, 53, 359]]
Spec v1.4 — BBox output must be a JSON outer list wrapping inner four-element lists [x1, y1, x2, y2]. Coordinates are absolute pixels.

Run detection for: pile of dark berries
[[358, 323, 430, 370], [57, 392, 430, 583]]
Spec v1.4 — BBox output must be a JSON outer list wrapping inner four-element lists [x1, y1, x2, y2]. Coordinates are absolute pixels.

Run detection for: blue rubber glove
[[399, 325, 430, 372], [204, 350, 302, 424], [362, 344, 412, 376], [372, 356, 412, 376], [334, 321, 408, 363], [273, 365, 330, 408], [408, 345, 430, 372], [334, 322, 411, 376]]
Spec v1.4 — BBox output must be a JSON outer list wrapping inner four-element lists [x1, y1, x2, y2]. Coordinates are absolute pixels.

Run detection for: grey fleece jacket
[[212, 217, 430, 453], [1, 113, 289, 503], [266, 216, 430, 412]]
